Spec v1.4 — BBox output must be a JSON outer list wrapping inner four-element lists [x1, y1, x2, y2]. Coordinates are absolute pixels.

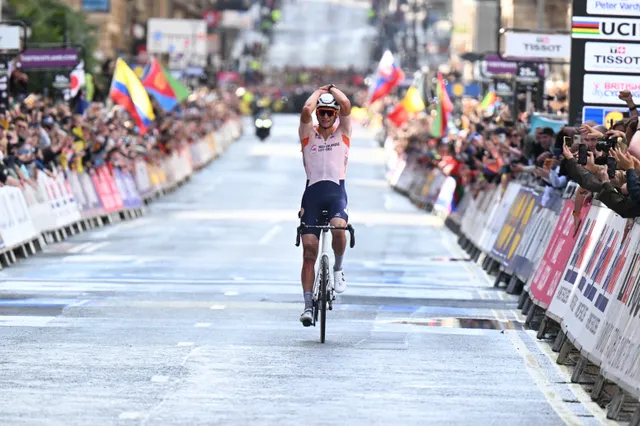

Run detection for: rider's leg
[[300, 233, 319, 326], [301, 234, 319, 296], [330, 217, 348, 293], [330, 217, 347, 267]]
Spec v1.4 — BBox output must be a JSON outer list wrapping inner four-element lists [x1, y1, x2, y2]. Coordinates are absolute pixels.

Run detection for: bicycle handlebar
[[295, 222, 356, 249]]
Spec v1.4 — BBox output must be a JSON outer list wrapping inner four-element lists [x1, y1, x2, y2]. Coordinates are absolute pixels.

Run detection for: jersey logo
[[310, 144, 318, 153]]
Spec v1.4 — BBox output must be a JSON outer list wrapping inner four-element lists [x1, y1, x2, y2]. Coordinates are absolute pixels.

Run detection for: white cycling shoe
[[300, 308, 313, 327], [333, 269, 347, 294]]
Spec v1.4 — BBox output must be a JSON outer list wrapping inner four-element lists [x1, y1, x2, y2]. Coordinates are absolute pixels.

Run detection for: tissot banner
[[584, 42, 640, 73], [504, 32, 571, 59]]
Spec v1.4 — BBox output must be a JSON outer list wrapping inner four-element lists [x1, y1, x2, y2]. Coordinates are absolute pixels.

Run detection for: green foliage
[[9, 0, 99, 93]]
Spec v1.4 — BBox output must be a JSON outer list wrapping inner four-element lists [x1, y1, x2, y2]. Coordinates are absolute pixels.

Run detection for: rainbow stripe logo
[[572, 17, 600, 37]]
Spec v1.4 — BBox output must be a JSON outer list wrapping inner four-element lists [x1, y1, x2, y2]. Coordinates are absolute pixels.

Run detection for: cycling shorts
[[300, 180, 348, 238]]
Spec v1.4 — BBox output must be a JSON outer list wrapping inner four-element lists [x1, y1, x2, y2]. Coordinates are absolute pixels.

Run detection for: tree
[[7, 0, 98, 94]]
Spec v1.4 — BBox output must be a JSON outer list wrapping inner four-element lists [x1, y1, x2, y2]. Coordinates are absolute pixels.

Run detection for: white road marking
[[210, 304, 226, 310], [534, 333, 621, 426], [84, 242, 110, 253], [177, 342, 194, 347], [67, 242, 94, 253], [119, 411, 142, 420], [224, 291, 239, 296], [505, 330, 583, 426], [0, 316, 57, 327], [150, 375, 170, 383], [259, 225, 282, 245], [194, 323, 212, 328]]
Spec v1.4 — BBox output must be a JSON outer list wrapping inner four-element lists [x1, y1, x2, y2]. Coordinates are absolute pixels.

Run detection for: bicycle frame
[[295, 215, 356, 342]]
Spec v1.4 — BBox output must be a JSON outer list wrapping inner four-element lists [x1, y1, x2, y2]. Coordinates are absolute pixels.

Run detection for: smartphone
[[573, 134, 582, 145], [544, 158, 554, 170], [607, 157, 617, 178], [563, 136, 572, 147], [578, 144, 588, 165]]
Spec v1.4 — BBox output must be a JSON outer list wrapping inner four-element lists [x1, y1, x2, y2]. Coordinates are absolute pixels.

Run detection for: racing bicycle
[[296, 210, 355, 343]]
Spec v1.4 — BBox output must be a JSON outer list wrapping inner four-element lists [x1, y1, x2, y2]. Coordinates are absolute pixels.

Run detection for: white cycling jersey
[[299, 116, 352, 187]]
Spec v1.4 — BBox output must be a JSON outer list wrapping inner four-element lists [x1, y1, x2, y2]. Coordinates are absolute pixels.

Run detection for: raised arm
[[324, 85, 351, 117], [301, 89, 325, 124]]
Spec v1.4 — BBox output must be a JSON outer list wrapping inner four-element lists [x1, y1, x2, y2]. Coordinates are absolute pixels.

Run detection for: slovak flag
[[369, 50, 405, 104]]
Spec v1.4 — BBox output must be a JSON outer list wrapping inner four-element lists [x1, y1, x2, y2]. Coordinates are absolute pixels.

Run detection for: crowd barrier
[[0, 119, 242, 269], [385, 146, 640, 423]]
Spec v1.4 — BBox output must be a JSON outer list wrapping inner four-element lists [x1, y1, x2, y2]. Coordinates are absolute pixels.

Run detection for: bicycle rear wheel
[[319, 254, 329, 343]]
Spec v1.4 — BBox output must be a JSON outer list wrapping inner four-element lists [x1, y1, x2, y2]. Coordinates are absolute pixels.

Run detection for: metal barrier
[[0, 119, 241, 270], [387, 149, 640, 423]]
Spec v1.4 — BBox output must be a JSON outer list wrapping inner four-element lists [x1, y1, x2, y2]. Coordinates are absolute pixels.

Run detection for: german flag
[[572, 17, 600, 37]]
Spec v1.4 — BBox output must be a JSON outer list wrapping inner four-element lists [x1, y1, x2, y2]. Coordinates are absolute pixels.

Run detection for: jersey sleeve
[[299, 120, 314, 149]]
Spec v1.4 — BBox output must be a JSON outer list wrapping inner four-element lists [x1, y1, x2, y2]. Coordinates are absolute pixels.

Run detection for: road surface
[[0, 115, 617, 425]]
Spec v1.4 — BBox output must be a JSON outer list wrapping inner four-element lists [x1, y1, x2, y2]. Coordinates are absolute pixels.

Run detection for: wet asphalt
[[0, 115, 619, 426]]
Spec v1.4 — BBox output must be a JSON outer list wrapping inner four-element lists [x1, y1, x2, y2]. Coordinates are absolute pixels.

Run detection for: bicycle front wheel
[[320, 254, 329, 343]]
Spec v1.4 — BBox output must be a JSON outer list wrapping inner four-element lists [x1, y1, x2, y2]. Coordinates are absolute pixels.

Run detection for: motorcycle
[[254, 113, 272, 142]]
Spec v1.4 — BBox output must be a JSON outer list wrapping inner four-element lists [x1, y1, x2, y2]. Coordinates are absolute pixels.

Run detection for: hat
[[540, 127, 555, 136]]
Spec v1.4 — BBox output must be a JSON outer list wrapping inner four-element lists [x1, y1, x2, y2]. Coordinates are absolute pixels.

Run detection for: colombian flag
[[369, 50, 405, 104], [141, 57, 190, 111], [109, 58, 155, 135]]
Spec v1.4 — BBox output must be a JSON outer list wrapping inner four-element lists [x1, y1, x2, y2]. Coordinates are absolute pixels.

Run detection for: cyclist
[[297, 84, 352, 326]]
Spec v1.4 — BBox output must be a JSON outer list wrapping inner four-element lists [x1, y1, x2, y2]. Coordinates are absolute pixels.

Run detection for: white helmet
[[317, 93, 340, 110]]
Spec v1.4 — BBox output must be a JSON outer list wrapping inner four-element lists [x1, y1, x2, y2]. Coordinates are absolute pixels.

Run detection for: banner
[[491, 186, 540, 266], [564, 211, 629, 360], [547, 205, 609, 323], [529, 199, 591, 309], [507, 193, 562, 280], [596, 225, 640, 392]]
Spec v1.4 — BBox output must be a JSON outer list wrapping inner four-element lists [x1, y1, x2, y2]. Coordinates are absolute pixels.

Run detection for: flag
[[387, 103, 410, 128], [141, 57, 190, 111], [369, 50, 405, 104], [386, 72, 426, 128], [109, 58, 155, 134], [69, 60, 85, 98], [430, 73, 453, 138], [480, 91, 496, 110]]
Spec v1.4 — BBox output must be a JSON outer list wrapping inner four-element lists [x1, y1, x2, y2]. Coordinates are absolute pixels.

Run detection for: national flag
[[109, 58, 155, 134], [480, 91, 496, 110], [369, 50, 405, 104], [69, 60, 85, 98], [386, 72, 426, 128], [430, 73, 453, 138], [141, 57, 190, 111]]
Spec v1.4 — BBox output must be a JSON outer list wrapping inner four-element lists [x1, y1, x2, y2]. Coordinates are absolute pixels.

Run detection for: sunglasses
[[317, 109, 336, 117]]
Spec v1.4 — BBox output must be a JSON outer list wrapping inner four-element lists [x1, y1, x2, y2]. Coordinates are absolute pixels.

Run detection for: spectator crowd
[[0, 89, 242, 192], [382, 86, 640, 221]]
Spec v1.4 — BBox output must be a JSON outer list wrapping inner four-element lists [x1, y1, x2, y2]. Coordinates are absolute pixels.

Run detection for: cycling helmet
[[316, 93, 340, 110]]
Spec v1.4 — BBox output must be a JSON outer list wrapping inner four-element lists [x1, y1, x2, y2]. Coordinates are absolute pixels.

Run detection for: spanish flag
[[109, 58, 155, 134]]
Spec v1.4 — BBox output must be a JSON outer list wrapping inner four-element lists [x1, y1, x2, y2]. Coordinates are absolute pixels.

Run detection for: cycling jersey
[[299, 118, 351, 187]]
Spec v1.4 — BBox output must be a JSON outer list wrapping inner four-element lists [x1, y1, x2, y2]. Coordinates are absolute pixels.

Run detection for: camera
[[596, 136, 622, 153]]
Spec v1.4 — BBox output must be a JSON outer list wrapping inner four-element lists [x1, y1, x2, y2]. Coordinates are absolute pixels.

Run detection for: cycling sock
[[334, 254, 344, 271], [304, 291, 313, 310]]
